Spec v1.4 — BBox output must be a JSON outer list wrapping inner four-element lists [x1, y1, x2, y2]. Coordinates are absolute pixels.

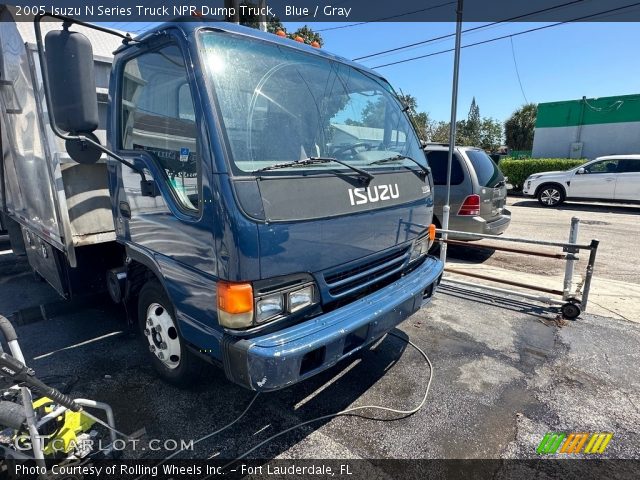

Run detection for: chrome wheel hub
[[144, 303, 181, 369], [541, 189, 560, 205]]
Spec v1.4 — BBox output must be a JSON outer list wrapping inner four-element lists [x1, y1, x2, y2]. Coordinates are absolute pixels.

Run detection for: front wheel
[[138, 280, 202, 386], [537, 184, 565, 207]]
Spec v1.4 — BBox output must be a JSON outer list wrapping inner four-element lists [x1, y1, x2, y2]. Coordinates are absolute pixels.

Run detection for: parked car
[[523, 155, 640, 207], [424, 144, 511, 241]]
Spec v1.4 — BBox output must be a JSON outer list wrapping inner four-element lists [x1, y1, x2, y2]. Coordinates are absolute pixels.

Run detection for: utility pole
[[440, 0, 464, 264], [224, 0, 240, 23], [258, 0, 268, 31], [225, 0, 268, 31]]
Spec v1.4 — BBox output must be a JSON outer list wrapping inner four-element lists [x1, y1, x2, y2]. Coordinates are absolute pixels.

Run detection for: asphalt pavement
[[470, 196, 639, 284], [1, 236, 638, 467], [446, 197, 640, 321]]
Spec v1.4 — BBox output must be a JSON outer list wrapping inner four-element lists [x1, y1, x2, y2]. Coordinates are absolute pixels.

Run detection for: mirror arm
[[75, 135, 147, 181], [34, 12, 138, 46], [33, 13, 146, 182]]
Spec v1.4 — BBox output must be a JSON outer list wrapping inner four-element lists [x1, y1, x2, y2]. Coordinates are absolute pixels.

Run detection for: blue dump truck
[[0, 8, 444, 389]]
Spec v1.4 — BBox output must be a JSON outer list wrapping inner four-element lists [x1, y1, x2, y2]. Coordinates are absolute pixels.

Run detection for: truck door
[[112, 39, 219, 341]]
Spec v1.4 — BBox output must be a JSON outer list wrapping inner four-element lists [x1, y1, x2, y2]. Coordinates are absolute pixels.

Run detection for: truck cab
[[3, 15, 444, 390]]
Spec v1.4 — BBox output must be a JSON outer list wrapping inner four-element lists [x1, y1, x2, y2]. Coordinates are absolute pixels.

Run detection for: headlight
[[288, 285, 316, 313], [410, 235, 430, 263], [527, 174, 542, 181], [256, 293, 284, 323], [218, 276, 319, 329]]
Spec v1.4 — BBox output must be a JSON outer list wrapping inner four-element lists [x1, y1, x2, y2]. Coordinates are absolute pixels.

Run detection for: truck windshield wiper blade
[[253, 156, 374, 182], [368, 155, 431, 176]]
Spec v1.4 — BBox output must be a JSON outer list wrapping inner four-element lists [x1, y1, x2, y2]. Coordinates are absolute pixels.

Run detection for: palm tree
[[504, 103, 537, 151]]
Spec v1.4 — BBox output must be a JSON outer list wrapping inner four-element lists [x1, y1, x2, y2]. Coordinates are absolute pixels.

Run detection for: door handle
[[119, 201, 131, 219], [605, 177, 615, 182]]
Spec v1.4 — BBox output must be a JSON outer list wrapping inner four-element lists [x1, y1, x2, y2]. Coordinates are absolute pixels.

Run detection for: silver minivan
[[424, 144, 511, 240]]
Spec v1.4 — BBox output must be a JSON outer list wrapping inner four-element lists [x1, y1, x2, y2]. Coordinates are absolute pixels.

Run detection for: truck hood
[[232, 170, 433, 277]]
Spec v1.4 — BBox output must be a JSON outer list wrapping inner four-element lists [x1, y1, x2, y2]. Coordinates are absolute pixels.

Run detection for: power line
[[372, 2, 640, 69], [374, 24, 562, 68], [315, 2, 455, 32], [353, 0, 583, 61], [510, 37, 528, 104]]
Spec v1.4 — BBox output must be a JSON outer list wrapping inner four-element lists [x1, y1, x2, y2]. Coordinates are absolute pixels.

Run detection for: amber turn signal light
[[217, 282, 253, 314], [428, 223, 436, 242]]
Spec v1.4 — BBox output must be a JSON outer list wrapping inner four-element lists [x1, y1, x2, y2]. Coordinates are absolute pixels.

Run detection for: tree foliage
[[266, 20, 323, 46], [340, 94, 503, 151], [412, 112, 434, 142], [426, 121, 449, 143], [504, 103, 537, 151], [234, 3, 324, 46], [361, 98, 386, 127], [398, 94, 434, 140], [398, 93, 418, 116], [345, 93, 436, 141], [461, 97, 481, 146], [429, 119, 502, 151], [288, 25, 324, 46], [426, 99, 503, 151], [344, 98, 385, 127], [478, 117, 503, 151]]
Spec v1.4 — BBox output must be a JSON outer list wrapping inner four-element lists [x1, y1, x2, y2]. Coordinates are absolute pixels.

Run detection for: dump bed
[[0, 6, 123, 267]]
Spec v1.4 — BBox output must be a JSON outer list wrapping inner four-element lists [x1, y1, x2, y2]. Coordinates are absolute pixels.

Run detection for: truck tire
[[537, 184, 565, 207], [137, 280, 202, 386]]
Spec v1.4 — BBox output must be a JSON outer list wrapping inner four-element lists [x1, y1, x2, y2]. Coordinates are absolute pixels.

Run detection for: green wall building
[[532, 94, 640, 159]]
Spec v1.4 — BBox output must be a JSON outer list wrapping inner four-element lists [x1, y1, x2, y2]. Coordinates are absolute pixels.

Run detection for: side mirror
[[36, 16, 149, 177], [65, 133, 102, 164], [44, 27, 99, 136], [577, 167, 586, 175]]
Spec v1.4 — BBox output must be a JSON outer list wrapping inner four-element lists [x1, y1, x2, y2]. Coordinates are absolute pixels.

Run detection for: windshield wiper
[[368, 155, 431, 177], [253, 157, 374, 183]]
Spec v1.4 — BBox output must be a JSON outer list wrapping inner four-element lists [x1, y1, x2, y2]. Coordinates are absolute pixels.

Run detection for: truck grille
[[323, 246, 411, 299]]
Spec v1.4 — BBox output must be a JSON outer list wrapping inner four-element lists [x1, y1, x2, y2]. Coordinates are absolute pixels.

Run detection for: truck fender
[[122, 245, 168, 326]]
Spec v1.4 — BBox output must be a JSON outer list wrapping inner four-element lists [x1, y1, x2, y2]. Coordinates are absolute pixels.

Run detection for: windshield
[[200, 31, 425, 175], [466, 150, 504, 188]]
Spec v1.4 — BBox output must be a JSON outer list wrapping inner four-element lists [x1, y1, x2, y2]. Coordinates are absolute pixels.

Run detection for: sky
[[286, 21, 640, 123], [103, 20, 640, 123]]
